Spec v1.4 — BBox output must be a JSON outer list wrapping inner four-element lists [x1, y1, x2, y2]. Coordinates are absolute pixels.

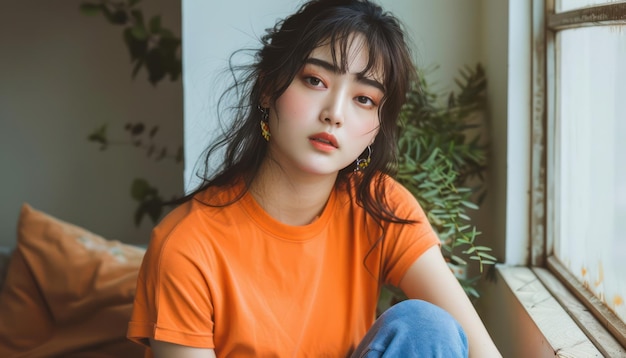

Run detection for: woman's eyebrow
[[304, 57, 385, 93]]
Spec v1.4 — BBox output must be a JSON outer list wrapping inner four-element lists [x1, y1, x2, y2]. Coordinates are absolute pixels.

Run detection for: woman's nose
[[319, 95, 345, 127]]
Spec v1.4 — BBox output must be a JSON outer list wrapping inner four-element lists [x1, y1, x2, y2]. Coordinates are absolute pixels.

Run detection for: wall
[[476, 0, 544, 356], [478, 269, 556, 357], [0, 1, 183, 246]]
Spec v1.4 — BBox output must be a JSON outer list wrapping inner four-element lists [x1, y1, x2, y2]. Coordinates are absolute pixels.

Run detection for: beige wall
[[0, 1, 183, 246]]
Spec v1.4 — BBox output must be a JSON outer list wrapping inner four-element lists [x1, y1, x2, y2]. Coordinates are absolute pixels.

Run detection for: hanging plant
[[79, 0, 181, 86], [88, 122, 182, 226], [82, 0, 182, 226]]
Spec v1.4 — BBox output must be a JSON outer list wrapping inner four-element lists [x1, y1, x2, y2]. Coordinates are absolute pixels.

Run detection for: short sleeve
[[127, 203, 216, 349], [379, 177, 440, 286]]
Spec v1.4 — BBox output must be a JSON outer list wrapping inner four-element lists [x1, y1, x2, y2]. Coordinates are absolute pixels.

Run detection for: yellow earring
[[258, 106, 271, 141], [260, 120, 271, 141], [354, 146, 372, 172]]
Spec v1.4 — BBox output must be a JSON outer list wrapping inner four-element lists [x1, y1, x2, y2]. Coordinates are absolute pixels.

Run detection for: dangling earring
[[354, 145, 372, 172], [258, 105, 271, 141]]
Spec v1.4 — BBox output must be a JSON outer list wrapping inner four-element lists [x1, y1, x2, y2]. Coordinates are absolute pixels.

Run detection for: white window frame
[[530, 0, 626, 353]]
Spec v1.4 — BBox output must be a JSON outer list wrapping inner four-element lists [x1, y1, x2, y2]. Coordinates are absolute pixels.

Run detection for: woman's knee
[[381, 299, 467, 344], [352, 300, 468, 357]]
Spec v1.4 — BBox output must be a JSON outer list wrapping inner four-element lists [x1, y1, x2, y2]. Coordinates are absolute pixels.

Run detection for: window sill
[[496, 265, 625, 357]]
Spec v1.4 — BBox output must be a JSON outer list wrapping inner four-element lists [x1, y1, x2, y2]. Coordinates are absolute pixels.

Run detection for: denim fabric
[[351, 299, 468, 357]]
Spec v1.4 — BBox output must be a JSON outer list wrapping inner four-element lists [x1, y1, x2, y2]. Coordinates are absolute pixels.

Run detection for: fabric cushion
[[0, 204, 146, 357]]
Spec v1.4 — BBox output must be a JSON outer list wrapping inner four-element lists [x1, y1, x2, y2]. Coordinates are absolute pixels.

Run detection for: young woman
[[127, 0, 502, 356]]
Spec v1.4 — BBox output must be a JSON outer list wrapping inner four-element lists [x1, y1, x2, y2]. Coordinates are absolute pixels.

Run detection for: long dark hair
[[187, 0, 417, 225]]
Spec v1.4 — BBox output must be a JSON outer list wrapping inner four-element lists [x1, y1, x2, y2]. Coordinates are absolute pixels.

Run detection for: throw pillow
[[0, 204, 146, 357]]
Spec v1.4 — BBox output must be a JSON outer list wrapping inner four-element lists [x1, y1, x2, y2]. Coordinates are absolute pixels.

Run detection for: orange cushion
[[0, 204, 146, 357]]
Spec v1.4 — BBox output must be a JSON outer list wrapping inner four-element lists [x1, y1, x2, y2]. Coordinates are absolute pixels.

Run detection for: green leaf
[[149, 15, 162, 33], [463, 247, 476, 255], [87, 124, 108, 147], [474, 246, 492, 252], [79, 3, 102, 16], [450, 255, 467, 266], [477, 252, 498, 260], [131, 24, 148, 40], [129, 122, 145, 135], [123, 27, 148, 61], [132, 181, 165, 226], [131, 178, 151, 200], [130, 9, 144, 26], [146, 48, 166, 85], [144, 198, 163, 224], [460, 200, 479, 210], [102, 7, 128, 25], [464, 286, 480, 298]]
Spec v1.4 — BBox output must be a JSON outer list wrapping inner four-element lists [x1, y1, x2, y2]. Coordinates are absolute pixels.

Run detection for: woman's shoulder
[[377, 174, 424, 215], [151, 183, 245, 245], [378, 173, 413, 195]]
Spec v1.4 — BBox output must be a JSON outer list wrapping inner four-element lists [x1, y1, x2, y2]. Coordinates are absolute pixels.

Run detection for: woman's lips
[[309, 132, 338, 152]]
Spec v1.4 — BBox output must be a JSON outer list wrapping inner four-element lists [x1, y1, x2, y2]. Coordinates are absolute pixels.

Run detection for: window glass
[[555, 25, 626, 323]]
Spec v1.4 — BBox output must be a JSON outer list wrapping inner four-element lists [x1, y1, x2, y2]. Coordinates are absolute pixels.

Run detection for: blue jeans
[[351, 300, 468, 357]]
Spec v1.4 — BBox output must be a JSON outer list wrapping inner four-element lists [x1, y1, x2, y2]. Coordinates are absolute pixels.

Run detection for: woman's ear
[[260, 95, 271, 108]]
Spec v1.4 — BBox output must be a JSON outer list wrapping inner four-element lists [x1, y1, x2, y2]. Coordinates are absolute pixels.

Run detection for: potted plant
[[378, 64, 496, 314]]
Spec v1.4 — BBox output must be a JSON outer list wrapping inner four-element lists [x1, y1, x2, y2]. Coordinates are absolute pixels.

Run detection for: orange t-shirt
[[127, 175, 439, 357]]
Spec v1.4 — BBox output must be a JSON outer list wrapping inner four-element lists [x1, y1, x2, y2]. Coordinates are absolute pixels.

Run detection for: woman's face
[[266, 35, 383, 178]]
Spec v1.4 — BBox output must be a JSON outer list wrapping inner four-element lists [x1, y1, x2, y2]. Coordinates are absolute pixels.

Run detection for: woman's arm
[[398, 245, 502, 358], [149, 339, 216, 358]]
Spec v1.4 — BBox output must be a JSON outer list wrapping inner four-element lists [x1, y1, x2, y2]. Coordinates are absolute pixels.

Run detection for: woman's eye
[[305, 77, 324, 87], [356, 96, 375, 106]]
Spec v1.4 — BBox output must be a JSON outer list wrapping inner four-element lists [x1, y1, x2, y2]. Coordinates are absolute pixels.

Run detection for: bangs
[[309, 24, 392, 91], [259, 1, 414, 121]]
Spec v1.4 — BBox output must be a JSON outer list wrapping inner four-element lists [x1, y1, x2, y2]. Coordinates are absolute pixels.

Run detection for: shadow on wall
[[0, 0, 183, 246]]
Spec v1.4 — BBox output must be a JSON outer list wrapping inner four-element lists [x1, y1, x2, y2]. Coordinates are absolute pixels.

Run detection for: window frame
[[530, 0, 626, 351]]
